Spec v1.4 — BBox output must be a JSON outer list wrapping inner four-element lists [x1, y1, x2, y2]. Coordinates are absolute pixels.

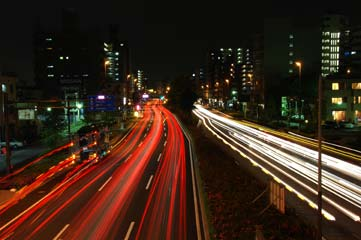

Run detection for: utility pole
[[317, 75, 323, 240], [67, 98, 71, 143], [4, 92, 11, 174]]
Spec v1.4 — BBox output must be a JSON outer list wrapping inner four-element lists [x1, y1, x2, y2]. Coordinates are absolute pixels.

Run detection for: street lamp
[[104, 60, 110, 79], [317, 75, 323, 240], [248, 73, 258, 119], [295, 61, 302, 90], [295, 61, 303, 123], [76, 103, 83, 120]]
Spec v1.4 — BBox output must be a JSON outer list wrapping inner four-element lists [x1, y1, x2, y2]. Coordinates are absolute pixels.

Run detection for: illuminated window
[[47, 65, 54, 68], [354, 96, 361, 104], [59, 56, 64, 60], [331, 97, 342, 104], [289, 52, 293, 56], [46, 47, 53, 50], [332, 83, 339, 90], [47, 74, 54, 77], [352, 83, 361, 89], [332, 110, 345, 121]]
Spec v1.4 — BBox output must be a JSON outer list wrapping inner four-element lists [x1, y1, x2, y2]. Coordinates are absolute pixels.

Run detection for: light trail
[[136, 106, 187, 239], [0, 107, 155, 239], [193, 105, 361, 223]]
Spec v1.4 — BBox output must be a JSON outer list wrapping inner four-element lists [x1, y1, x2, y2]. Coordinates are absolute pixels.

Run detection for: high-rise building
[[321, 14, 349, 77], [104, 25, 130, 83], [340, 26, 361, 74], [33, 9, 103, 100], [262, 17, 321, 120], [205, 48, 252, 109], [136, 70, 146, 91], [103, 25, 131, 105]]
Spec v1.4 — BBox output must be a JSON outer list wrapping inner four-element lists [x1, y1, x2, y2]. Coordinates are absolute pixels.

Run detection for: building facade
[[340, 25, 361, 75], [321, 14, 349, 77], [324, 74, 361, 123], [205, 48, 253, 109], [0, 75, 18, 140], [33, 9, 103, 101]]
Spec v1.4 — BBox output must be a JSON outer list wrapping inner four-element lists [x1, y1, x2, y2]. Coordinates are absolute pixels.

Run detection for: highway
[[0, 104, 205, 239], [193, 104, 361, 239]]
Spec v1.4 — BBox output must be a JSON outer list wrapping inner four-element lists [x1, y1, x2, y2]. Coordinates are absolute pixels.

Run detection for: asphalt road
[[0, 105, 204, 239], [194, 104, 361, 240]]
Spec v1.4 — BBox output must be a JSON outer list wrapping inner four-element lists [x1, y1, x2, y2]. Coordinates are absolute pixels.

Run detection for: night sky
[[1, 0, 360, 84]]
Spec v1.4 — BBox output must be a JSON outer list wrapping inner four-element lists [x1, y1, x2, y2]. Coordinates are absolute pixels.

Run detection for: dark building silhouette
[[33, 9, 103, 100], [341, 26, 361, 75], [261, 17, 321, 119]]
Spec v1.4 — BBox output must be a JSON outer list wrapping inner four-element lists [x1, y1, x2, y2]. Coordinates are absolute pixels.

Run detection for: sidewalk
[[0, 145, 50, 175]]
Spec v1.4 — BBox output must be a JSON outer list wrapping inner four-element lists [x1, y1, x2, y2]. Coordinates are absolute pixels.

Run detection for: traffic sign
[[88, 95, 116, 111]]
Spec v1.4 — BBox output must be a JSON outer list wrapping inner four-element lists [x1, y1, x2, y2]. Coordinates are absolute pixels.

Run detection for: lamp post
[[248, 73, 257, 119], [1, 84, 11, 174], [317, 75, 323, 240], [295, 61, 303, 128], [225, 79, 229, 108], [104, 60, 110, 79], [295, 61, 302, 90]]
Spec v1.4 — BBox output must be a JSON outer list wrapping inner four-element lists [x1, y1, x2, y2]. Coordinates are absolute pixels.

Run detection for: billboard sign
[[88, 95, 116, 112], [18, 109, 35, 120]]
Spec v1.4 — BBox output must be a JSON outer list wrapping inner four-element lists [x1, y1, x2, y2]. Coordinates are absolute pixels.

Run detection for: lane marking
[[30, 209, 46, 225], [234, 161, 240, 166], [53, 224, 69, 240], [3, 232, 14, 239], [163, 141, 167, 147], [98, 176, 112, 191], [144, 133, 147, 138], [125, 154, 133, 162], [157, 153, 162, 162], [138, 142, 143, 147], [145, 175, 154, 190], [124, 221, 135, 240]]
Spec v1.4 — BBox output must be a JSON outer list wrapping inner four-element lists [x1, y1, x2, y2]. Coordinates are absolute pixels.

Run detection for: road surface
[[193, 104, 361, 239], [0, 104, 206, 239]]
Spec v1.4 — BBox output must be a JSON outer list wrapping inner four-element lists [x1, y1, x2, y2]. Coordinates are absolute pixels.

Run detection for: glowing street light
[[295, 61, 302, 89], [76, 103, 83, 109], [104, 60, 110, 78]]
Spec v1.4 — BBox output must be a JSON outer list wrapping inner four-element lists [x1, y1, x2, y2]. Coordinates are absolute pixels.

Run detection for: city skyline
[[1, 0, 361, 83]]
